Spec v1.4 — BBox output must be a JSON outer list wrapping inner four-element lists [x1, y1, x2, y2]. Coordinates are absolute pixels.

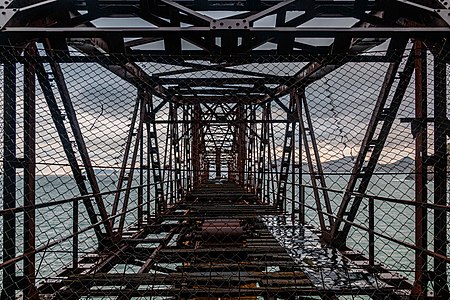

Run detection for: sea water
[[0, 173, 448, 290]]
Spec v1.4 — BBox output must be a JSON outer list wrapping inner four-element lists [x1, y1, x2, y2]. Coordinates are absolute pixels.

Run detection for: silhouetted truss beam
[[69, 0, 377, 11], [3, 0, 449, 55], [2, 27, 450, 38]]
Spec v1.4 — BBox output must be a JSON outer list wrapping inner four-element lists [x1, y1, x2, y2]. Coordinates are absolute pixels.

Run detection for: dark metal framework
[[0, 0, 450, 299]]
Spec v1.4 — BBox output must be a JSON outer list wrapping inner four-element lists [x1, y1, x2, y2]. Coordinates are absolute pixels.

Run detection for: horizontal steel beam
[[70, 0, 375, 11], [1, 27, 449, 38], [0, 53, 394, 64]]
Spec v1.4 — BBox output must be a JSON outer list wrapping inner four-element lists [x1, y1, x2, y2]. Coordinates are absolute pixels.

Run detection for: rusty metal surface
[[1, 1, 450, 296]]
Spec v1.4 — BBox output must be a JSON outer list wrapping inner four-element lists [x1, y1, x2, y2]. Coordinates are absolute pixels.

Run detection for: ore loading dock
[[1, 0, 450, 299]]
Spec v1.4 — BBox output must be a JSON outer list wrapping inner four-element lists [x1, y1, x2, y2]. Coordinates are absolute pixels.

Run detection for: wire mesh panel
[[0, 42, 449, 299]]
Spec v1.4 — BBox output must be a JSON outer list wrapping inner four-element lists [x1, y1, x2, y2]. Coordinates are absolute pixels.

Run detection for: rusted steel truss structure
[[1, 0, 450, 299]]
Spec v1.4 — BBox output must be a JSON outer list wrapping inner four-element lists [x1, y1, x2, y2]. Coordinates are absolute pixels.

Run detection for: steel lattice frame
[[0, 0, 450, 299]]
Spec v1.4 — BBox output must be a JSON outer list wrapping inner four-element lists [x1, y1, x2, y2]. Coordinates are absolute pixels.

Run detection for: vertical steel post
[[145, 98, 153, 219], [249, 107, 256, 192], [117, 90, 146, 236], [23, 46, 38, 299], [298, 96, 304, 225], [268, 104, 278, 205], [237, 105, 246, 187], [111, 94, 140, 228], [192, 104, 201, 188], [172, 105, 183, 202], [146, 115, 152, 221], [291, 111, 296, 221], [162, 103, 171, 204], [433, 53, 449, 300], [73, 185, 79, 268], [145, 92, 165, 215], [368, 197, 374, 267], [2, 56, 17, 300], [215, 147, 221, 178], [411, 40, 428, 299], [184, 106, 191, 190], [295, 90, 328, 232], [138, 117, 144, 228]]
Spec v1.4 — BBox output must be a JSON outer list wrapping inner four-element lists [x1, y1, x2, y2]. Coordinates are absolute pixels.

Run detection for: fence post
[[2, 53, 17, 300]]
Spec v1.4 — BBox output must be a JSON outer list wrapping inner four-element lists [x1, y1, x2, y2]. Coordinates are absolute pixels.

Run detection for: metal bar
[[72, 190, 79, 270], [275, 92, 295, 210], [156, 61, 285, 80], [256, 104, 268, 202], [192, 104, 201, 188], [162, 104, 172, 204], [146, 91, 166, 215], [70, 0, 376, 11], [172, 105, 183, 201], [183, 106, 192, 191], [295, 90, 326, 232], [268, 103, 278, 205], [298, 96, 304, 225], [169, 105, 174, 205], [411, 40, 428, 299], [237, 105, 246, 186], [145, 118, 152, 221], [368, 197, 374, 266], [23, 45, 38, 300], [247, 107, 256, 192], [215, 147, 221, 178], [111, 94, 140, 228], [138, 115, 144, 228], [1, 27, 449, 38], [298, 90, 333, 230], [118, 91, 147, 236], [0, 53, 394, 64], [2, 54, 17, 300], [433, 52, 449, 300], [291, 106, 296, 220]]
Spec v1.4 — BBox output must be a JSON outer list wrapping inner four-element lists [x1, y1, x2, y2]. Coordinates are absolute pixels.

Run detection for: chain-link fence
[[0, 42, 449, 299]]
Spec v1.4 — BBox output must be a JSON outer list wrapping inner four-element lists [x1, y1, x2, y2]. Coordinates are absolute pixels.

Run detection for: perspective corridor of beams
[[0, 0, 450, 299]]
